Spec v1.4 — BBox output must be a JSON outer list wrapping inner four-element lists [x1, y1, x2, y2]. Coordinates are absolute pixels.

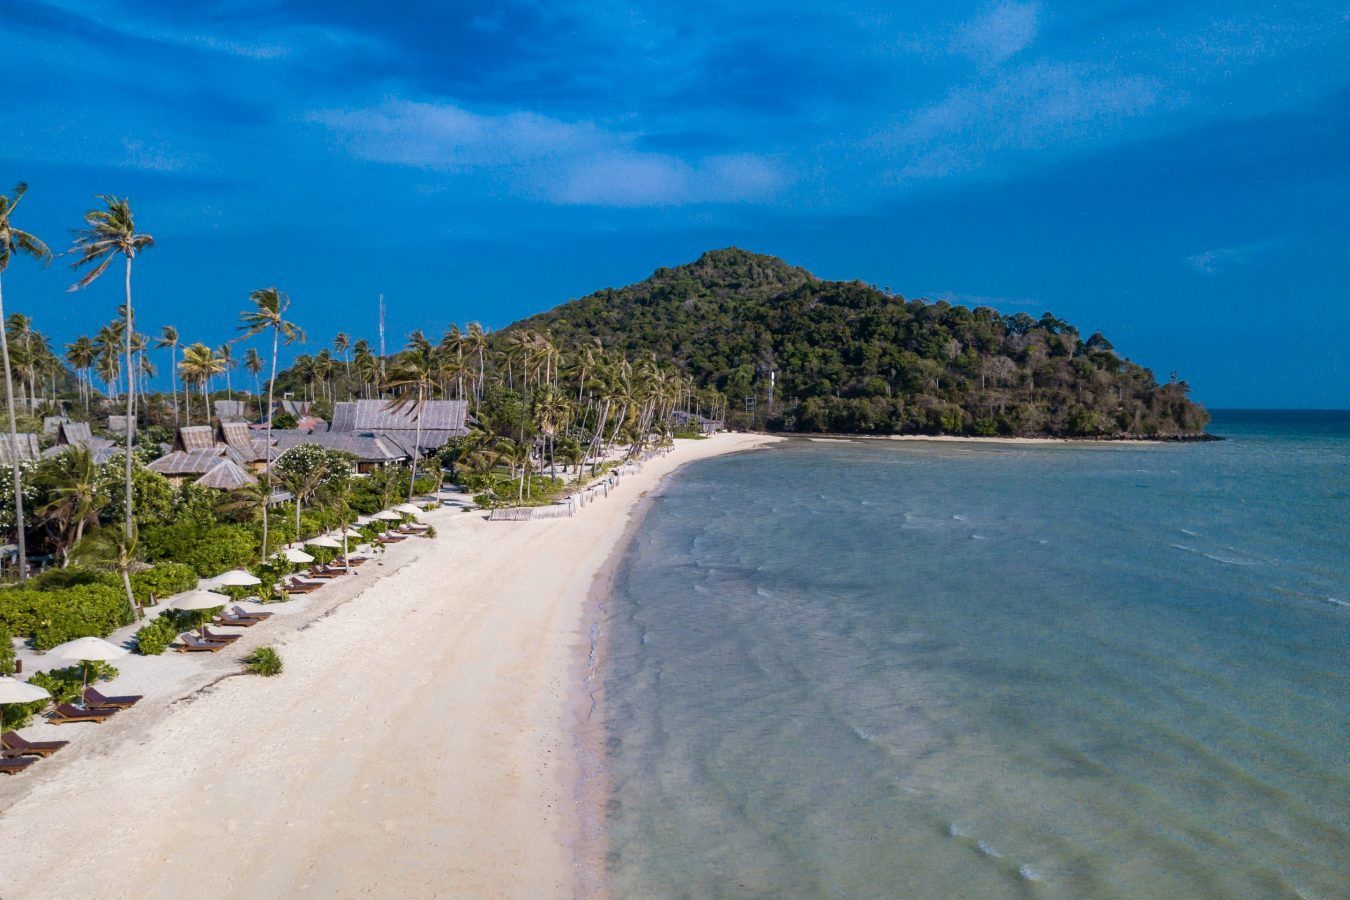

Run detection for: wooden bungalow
[[268, 430, 413, 474]]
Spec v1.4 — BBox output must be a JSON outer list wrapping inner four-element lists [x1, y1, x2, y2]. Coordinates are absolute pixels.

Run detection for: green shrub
[[0, 626, 14, 676], [26, 568, 113, 591], [140, 523, 257, 577], [0, 583, 132, 650], [243, 646, 283, 677], [133, 615, 180, 655], [129, 562, 199, 606]]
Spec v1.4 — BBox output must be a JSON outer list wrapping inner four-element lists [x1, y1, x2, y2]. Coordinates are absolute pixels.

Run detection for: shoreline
[[566, 434, 781, 896], [0, 433, 779, 899]]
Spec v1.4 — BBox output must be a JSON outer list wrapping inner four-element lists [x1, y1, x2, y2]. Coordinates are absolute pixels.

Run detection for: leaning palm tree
[[69, 195, 153, 619], [155, 325, 180, 425], [333, 332, 351, 385], [239, 287, 304, 558], [0, 184, 52, 581]]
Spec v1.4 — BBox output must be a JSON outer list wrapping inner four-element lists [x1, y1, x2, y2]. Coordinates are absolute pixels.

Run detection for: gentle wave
[[1171, 543, 1260, 566]]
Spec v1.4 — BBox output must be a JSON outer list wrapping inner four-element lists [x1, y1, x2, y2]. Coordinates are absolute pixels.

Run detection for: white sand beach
[[0, 433, 777, 899]]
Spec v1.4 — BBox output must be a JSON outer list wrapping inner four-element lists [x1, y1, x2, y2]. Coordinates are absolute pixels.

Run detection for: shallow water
[[600, 412, 1350, 898]]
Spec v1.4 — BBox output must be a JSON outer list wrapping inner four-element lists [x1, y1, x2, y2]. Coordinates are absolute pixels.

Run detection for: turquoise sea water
[[598, 412, 1349, 898]]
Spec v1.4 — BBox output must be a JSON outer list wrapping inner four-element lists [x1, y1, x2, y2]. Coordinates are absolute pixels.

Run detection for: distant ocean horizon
[[594, 410, 1348, 897]]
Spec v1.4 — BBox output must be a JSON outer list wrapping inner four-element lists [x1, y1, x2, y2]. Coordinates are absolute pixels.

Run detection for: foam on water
[[597, 412, 1350, 898]]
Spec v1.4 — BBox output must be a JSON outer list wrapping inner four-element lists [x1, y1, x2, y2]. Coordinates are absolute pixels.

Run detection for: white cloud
[[1186, 241, 1277, 275], [950, 1, 1042, 65], [880, 62, 1161, 180], [308, 98, 786, 207]]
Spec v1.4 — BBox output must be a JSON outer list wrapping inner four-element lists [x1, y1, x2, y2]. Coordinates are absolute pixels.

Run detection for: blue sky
[[2, 0, 1347, 408]]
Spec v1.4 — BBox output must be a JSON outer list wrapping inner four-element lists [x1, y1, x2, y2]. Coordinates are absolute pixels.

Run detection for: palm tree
[[36, 446, 102, 568], [69, 195, 153, 619], [464, 322, 487, 407], [217, 341, 236, 404], [93, 322, 123, 401], [383, 331, 436, 504], [333, 332, 351, 387], [179, 342, 224, 424], [243, 347, 264, 413], [0, 184, 52, 580], [155, 326, 180, 426], [65, 336, 96, 414], [239, 287, 304, 559]]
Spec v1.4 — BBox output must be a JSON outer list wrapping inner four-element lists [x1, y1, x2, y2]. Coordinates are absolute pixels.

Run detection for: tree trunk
[[262, 326, 279, 557], [121, 255, 139, 620], [408, 382, 424, 504], [0, 274, 27, 581]]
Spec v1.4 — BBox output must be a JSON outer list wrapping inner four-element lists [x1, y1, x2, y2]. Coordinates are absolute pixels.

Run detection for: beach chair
[[231, 605, 273, 620], [214, 611, 261, 627], [50, 703, 119, 724], [282, 577, 325, 594], [0, 756, 36, 774], [175, 633, 225, 653], [304, 566, 341, 579], [197, 626, 241, 645], [83, 686, 142, 708], [2, 731, 69, 758], [375, 534, 406, 544]]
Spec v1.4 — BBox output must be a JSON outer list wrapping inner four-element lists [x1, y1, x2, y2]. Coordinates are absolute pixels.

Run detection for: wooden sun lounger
[[232, 605, 273, 619], [50, 703, 120, 724], [283, 579, 325, 594], [2, 731, 69, 758], [304, 567, 341, 579], [176, 633, 226, 653], [215, 612, 261, 627], [0, 756, 36, 774], [375, 534, 406, 544], [83, 687, 142, 709], [198, 626, 241, 644]]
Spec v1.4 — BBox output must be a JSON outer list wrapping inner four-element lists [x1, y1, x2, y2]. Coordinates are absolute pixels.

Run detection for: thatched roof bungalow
[[268, 430, 413, 474], [42, 421, 118, 463]]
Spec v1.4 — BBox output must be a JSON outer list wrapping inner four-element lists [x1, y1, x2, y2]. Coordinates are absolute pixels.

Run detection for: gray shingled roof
[[146, 447, 243, 476], [43, 416, 69, 435], [328, 399, 469, 449], [269, 430, 411, 463], [174, 425, 215, 451], [216, 421, 265, 462], [212, 399, 248, 421], [0, 433, 41, 465], [194, 458, 258, 490]]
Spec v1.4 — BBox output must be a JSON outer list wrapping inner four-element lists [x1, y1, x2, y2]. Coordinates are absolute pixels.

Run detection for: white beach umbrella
[[283, 547, 315, 564], [354, 515, 374, 526], [394, 503, 422, 516], [305, 536, 342, 549], [0, 676, 50, 733], [48, 636, 128, 709], [0, 676, 50, 705], [337, 527, 363, 539], [210, 569, 262, 587], [49, 636, 127, 663], [173, 589, 231, 611], [373, 510, 402, 522]]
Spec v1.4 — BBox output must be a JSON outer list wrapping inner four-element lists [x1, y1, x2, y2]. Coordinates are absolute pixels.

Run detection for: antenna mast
[[378, 293, 386, 384]]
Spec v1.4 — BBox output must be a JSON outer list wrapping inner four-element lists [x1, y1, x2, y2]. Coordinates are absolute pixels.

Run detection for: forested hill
[[508, 248, 1211, 438]]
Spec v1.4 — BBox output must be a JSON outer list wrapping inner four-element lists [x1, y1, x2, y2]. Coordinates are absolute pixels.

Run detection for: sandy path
[[0, 433, 776, 899]]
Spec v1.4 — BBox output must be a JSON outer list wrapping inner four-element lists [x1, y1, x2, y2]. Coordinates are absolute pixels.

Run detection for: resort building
[[144, 423, 264, 489], [328, 399, 471, 452], [268, 430, 415, 474]]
